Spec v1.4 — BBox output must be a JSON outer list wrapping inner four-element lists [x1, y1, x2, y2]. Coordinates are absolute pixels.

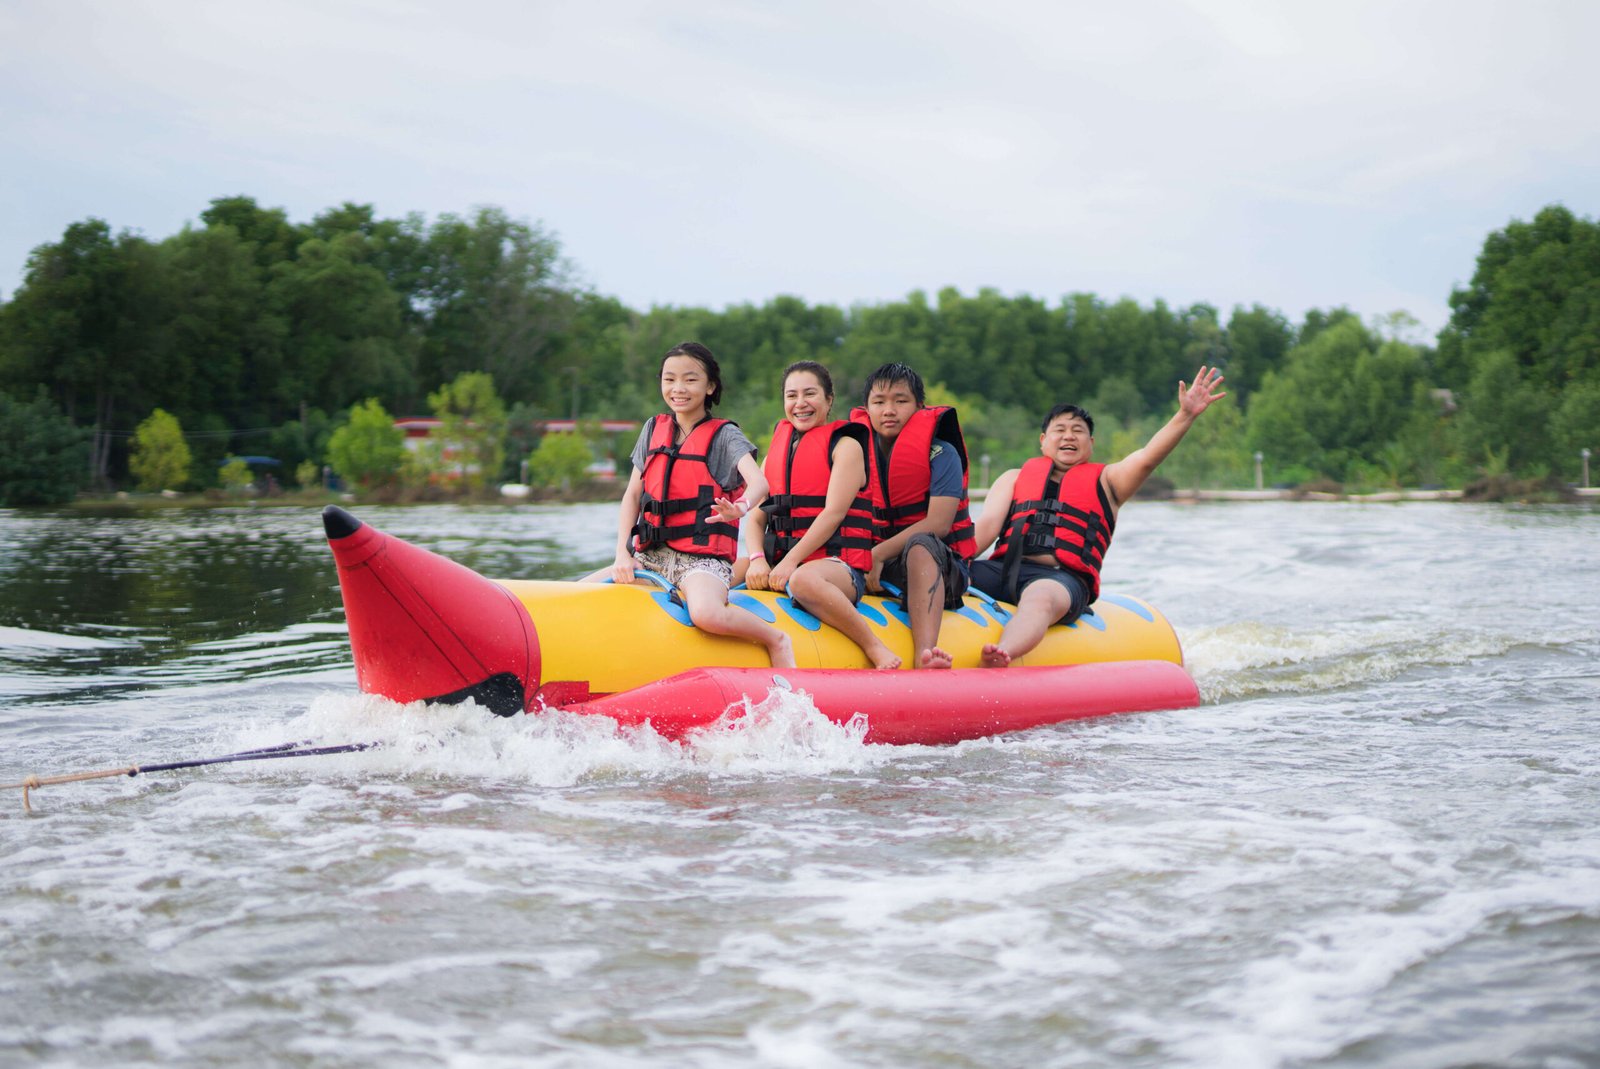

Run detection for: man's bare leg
[[980, 580, 1074, 667]]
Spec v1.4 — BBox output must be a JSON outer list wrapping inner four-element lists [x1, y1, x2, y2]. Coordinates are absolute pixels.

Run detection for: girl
[[604, 342, 795, 669], [745, 361, 901, 670]]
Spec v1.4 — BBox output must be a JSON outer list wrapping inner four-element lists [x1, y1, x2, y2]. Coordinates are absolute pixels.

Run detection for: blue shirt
[[928, 438, 963, 500]]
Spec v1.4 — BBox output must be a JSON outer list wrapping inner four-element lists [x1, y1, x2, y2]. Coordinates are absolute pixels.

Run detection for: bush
[[327, 398, 406, 490], [0, 390, 91, 506], [129, 408, 192, 492], [294, 460, 321, 489], [527, 432, 593, 489], [219, 457, 254, 493]]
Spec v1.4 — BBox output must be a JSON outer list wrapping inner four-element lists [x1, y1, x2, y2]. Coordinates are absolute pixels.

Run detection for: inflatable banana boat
[[322, 506, 1199, 744]]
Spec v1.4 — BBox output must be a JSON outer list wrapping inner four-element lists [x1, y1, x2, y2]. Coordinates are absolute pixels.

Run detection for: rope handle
[[5, 741, 374, 814], [3, 767, 138, 813]]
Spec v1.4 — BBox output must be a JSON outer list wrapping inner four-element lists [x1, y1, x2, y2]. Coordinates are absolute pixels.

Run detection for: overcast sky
[[4, 0, 1598, 338]]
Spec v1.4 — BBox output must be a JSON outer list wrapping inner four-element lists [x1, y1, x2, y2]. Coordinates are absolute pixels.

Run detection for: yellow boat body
[[500, 580, 1183, 699]]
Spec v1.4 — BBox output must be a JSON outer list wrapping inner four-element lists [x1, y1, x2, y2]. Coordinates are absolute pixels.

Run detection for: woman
[[746, 361, 901, 670], [600, 341, 795, 669]]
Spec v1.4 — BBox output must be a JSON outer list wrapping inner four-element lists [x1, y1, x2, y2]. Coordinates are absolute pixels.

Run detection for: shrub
[[0, 390, 91, 506], [129, 408, 192, 492]]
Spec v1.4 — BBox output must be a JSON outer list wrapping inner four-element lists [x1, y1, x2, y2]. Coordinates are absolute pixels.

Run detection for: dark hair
[[661, 341, 724, 408], [862, 362, 925, 407], [1041, 403, 1094, 436], [782, 360, 834, 399]]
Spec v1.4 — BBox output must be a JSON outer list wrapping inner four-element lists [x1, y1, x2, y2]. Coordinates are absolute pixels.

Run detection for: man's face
[[865, 381, 920, 440], [1040, 415, 1094, 469]]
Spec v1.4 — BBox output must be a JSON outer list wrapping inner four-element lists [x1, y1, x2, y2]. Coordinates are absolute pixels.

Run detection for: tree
[[218, 457, 254, 493], [527, 432, 593, 490], [1222, 304, 1294, 404], [200, 195, 305, 269], [326, 398, 405, 490], [1550, 379, 1600, 482], [1244, 319, 1425, 482], [128, 408, 192, 491], [1435, 205, 1600, 475], [1159, 395, 1250, 489], [416, 207, 578, 401], [426, 371, 508, 493], [0, 390, 92, 506], [267, 233, 415, 412], [158, 222, 284, 433], [0, 219, 168, 485], [1451, 349, 1552, 475]]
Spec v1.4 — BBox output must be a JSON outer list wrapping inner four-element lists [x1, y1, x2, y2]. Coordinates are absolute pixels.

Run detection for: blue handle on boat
[[965, 585, 1008, 610], [880, 581, 903, 598], [602, 568, 677, 593]]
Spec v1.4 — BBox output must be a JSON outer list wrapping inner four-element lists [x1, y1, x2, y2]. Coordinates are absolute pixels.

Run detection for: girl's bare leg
[[788, 561, 901, 670], [679, 570, 796, 668]]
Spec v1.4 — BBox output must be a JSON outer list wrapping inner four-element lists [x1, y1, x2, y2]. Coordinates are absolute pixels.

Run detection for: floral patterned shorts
[[634, 546, 734, 590]]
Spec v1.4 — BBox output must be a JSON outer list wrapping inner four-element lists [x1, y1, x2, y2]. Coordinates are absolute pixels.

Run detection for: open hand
[[1179, 366, 1227, 417]]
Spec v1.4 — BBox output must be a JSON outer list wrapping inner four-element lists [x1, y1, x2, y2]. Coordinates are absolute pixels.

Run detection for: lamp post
[[1583, 448, 1592, 489], [1253, 451, 1264, 491], [980, 453, 991, 490]]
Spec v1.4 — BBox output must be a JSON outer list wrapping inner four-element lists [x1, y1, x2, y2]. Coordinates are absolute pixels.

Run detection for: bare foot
[[979, 643, 1011, 668], [866, 640, 902, 670], [767, 633, 796, 670], [918, 646, 953, 670]]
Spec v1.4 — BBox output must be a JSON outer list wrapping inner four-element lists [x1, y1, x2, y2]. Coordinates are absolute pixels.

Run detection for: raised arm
[[1103, 366, 1226, 506]]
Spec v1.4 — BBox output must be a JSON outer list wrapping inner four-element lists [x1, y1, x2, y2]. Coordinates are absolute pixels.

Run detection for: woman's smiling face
[[783, 369, 832, 431]]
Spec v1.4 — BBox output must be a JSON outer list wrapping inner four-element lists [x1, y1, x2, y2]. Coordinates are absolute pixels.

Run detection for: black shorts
[[880, 532, 971, 610], [969, 558, 1092, 627]]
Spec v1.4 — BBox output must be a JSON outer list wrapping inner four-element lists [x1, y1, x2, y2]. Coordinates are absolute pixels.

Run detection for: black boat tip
[[322, 504, 363, 540]]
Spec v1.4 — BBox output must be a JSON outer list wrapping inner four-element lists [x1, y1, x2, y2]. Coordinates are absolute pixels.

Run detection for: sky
[[3, 0, 1598, 340]]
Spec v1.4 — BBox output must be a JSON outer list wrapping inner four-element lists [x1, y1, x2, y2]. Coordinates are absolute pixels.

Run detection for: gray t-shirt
[[630, 417, 756, 493]]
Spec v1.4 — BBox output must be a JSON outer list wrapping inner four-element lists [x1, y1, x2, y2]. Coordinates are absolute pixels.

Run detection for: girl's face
[[660, 355, 713, 419], [783, 371, 832, 432]]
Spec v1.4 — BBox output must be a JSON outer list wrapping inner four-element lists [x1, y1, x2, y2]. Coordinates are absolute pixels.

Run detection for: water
[[2, 501, 1597, 1069]]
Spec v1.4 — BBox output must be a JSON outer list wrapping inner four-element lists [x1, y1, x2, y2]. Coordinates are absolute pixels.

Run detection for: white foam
[[198, 684, 888, 791]]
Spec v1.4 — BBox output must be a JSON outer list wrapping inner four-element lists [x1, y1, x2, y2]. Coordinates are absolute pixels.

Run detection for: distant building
[[397, 416, 640, 482], [540, 419, 640, 435]]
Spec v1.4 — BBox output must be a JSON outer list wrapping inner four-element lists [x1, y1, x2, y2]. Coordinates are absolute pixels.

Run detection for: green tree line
[[1, 197, 1596, 505]]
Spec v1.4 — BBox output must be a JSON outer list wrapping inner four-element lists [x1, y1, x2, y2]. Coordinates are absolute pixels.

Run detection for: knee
[[788, 568, 822, 600], [1022, 582, 1073, 616], [686, 600, 723, 628]]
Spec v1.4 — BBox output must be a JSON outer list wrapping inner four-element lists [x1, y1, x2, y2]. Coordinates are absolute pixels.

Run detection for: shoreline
[[1168, 487, 1600, 503], [37, 485, 1600, 514]]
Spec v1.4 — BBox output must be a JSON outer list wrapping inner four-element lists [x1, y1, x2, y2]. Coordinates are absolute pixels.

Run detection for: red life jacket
[[848, 404, 977, 561], [635, 414, 740, 560], [761, 419, 875, 571], [991, 456, 1115, 601]]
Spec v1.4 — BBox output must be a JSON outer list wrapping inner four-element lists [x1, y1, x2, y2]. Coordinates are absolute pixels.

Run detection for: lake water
[[1, 500, 1597, 1069]]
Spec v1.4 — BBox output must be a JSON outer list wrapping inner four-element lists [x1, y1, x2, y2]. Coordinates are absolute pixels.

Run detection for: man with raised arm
[[971, 366, 1227, 667]]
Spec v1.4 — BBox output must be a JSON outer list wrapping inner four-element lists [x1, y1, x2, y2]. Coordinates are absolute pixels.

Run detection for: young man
[[971, 366, 1227, 667], [850, 363, 977, 669]]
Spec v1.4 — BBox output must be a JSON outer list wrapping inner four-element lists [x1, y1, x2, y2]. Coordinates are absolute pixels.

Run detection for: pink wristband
[[747, 551, 765, 562]]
